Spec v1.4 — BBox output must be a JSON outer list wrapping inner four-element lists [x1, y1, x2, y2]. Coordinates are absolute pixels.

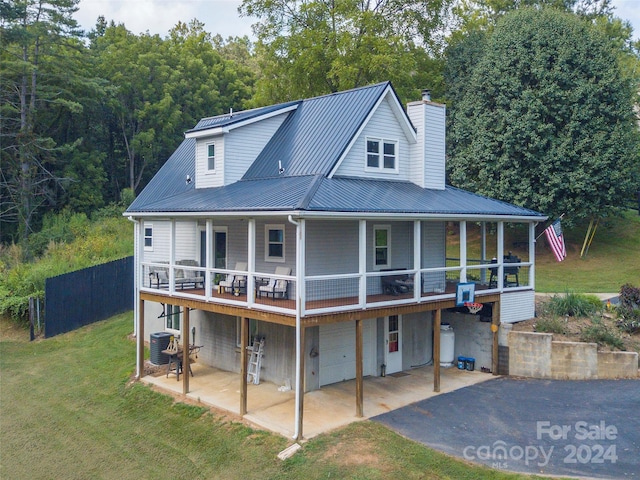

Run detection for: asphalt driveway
[[373, 377, 639, 479]]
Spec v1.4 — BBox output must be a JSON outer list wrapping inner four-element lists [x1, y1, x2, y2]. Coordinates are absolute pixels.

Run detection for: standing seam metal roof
[[126, 82, 545, 220]]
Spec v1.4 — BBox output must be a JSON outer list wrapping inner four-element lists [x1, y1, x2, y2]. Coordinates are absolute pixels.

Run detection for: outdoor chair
[[219, 262, 247, 294], [257, 266, 291, 299], [175, 259, 204, 289], [381, 269, 414, 296]]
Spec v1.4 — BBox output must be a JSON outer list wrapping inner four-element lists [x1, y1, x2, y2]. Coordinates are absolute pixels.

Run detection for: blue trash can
[[465, 357, 475, 371], [457, 356, 466, 369]]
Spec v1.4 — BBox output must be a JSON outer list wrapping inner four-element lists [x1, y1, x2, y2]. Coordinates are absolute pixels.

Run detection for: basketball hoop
[[464, 302, 483, 314]]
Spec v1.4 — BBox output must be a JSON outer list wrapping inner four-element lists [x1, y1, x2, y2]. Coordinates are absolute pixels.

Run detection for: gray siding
[[334, 96, 412, 180], [407, 101, 446, 190], [225, 113, 290, 184], [421, 221, 446, 293], [501, 290, 536, 323], [423, 103, 446, 190], [195, 134, 225, 189], [305, 220, 359, 301], [254, 218, 296, 275]]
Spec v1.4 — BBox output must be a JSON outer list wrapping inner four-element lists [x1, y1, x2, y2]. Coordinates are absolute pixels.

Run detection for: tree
[[446, 8, 640, 223], [448, 9, 640, 221], [0, 0, 101, 251], [239, 0, 451, 104]]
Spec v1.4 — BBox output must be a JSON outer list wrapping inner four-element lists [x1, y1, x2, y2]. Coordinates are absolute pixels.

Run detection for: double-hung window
[[265, 224, 285, 262], [207, 143, 216, 171], [144, 224, 153, 251], [374, 225, 391, 269], [366, 138, 398, 172]]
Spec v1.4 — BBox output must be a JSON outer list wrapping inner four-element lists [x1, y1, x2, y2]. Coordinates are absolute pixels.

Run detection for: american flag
[[544, 218, 566, 262]]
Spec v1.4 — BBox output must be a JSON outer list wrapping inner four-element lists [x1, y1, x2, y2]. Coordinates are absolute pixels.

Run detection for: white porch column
[[529, 222, 536, 289], [134, 218, 144, 378], [460, 220, 467, 282], [359, 220, 367, 307], [480, 222, 487, 284], [497, 221, 504, 289], [247, 219, 256, 307], [413, 220, 421, 301], [169, 219, 176, 294], [298, 219, 306, 316], [206, 220, 213, 298]]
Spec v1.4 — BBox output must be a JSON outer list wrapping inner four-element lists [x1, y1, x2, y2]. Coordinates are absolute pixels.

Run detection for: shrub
[[543, 292, 602, 317], [534, 317, 567, 334], [581, 319, 625, 350], [617, 284, 640, 334]]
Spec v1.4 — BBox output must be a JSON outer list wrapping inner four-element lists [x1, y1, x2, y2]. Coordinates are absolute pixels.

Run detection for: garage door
[[319, 320, 375, 386]]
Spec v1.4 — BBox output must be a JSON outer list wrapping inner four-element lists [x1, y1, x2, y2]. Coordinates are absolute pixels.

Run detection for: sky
[[73, 0, 639, 41]]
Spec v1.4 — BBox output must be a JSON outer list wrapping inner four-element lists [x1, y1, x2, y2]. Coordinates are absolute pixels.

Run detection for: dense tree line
[[1, 1, 256, 253], [1, 0, 639, 256]]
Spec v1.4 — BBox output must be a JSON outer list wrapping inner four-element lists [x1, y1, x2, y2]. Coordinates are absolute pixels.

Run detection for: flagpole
[[535, 213, 565, 241]]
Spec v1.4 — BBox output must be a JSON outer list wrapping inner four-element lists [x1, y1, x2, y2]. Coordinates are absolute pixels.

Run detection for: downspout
[[288, 215, 302, 440], [127, 215, 141, 378]]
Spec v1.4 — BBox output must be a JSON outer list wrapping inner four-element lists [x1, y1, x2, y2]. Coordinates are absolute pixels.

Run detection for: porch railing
[[140, 261, 531, 317]]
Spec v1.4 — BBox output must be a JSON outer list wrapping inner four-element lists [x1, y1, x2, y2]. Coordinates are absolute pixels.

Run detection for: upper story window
[[374, 225, 391, 269], [144, 224, 153, 251], [366, 138, 398, 172], [265, 224, 285, 262], [207, 143, 216, 171]]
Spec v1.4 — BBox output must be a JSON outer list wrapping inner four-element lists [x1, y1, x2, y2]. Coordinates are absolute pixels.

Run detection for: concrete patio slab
[[142, 362, 494, 439]]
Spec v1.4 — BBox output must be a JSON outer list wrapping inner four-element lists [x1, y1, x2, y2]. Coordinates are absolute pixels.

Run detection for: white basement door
[[319, 320, 376, 386]]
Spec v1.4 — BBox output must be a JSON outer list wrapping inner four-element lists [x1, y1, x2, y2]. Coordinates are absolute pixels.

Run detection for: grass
[[0, 314, 549, 480], [535, 210, 640, 292]]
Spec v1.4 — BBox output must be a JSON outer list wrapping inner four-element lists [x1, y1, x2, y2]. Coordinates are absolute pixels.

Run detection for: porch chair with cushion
[[257, 266, 291, 299], [175, 259, 205, 289], [219, 262, 247, 294]]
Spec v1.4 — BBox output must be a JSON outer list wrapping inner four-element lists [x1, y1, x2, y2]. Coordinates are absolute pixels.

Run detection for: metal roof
[[128, 173, 544, 219], [307, 177, 545, 217], [185, 101, 300, 134], [242, 82, 393, 179], [126, 82, 545, 221], [127, 138, 196, 212]]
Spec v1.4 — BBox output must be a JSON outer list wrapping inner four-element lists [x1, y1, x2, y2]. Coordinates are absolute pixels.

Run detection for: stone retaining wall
[[507, 330, 638, 379]]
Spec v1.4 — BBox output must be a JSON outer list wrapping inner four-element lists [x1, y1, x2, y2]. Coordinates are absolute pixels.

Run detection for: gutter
[[127, 216, 142, 379]]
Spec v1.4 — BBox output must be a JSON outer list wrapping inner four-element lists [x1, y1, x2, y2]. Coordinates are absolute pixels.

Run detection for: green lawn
[[536, 209, 640, 292], [0, 314, 551, 480]]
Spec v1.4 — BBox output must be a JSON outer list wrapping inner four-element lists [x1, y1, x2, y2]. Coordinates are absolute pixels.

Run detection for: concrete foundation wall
[[508, 331, 639, 379], [597, 351, 639, 379], [551, 341, 598, 380], [443, 312, 493, 371], [508, 331, 552, 378]]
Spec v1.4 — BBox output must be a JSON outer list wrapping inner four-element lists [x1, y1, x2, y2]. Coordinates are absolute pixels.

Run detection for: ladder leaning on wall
[[247, 337, 265, 385]]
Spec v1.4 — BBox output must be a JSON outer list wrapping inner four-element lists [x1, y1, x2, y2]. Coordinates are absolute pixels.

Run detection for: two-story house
[[126, 82, 546, 439]]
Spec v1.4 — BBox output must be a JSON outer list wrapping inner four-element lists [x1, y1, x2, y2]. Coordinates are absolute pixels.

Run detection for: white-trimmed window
[[207, 143, 216, 171], [374, 225, 391, 269], [265, 224, 285, 262], [366, 137, 398, 172], [144, 224, 153, 251], [165, 305, 181, 333]]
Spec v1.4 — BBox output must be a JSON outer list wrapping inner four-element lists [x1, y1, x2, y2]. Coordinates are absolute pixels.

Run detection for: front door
[[385, 315, 402, 374]]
